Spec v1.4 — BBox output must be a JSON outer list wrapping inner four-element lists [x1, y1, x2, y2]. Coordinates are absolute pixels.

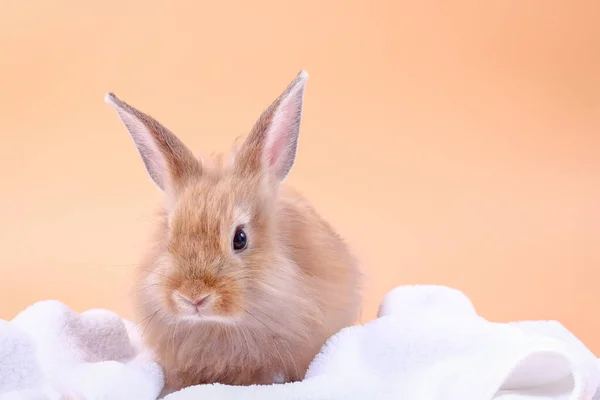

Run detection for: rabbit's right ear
[[105, 93, 201, 192], [235, 71, 308, 183]]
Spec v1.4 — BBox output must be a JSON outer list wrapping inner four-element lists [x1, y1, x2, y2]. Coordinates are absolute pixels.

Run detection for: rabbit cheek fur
[[105, 71, 362, 391]]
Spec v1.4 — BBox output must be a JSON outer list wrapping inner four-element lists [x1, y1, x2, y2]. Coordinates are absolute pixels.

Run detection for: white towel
[[165, 286, 600, 400], [0, 300, 163, 400], [1, 286, 598, 400]]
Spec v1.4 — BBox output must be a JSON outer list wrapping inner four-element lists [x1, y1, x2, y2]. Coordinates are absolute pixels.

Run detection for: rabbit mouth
[[171, 291, 237, 325], [179, 313, 237, 325], [173, 291, 212, 315]]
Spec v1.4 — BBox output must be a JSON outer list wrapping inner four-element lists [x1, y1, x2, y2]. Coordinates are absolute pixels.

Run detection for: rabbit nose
[[182, 294, 209, 307], [191, 296, 209, 307]]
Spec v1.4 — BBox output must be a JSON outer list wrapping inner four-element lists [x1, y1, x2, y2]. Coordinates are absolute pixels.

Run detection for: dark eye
[[232, 226, 247, 251]]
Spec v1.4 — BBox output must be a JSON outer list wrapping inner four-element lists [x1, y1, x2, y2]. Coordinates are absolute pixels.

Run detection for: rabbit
[[104, 71, 362, 391]]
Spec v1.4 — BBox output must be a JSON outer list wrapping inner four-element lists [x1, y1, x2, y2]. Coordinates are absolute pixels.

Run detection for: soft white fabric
[[0, 301, 163, 400], [1, 286, 598, 400], [165, 286, 600, 400]]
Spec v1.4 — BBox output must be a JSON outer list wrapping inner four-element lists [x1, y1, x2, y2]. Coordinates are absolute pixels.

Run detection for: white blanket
[[1, 285, 598, 400]]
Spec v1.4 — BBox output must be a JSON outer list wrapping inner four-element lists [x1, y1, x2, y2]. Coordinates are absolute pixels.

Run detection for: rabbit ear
[[236, 71, 308, 182], [105, 93, 201, 192]]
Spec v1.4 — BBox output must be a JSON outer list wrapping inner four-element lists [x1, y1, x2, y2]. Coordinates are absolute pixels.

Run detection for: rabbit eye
[[232, 226, 247, 251]]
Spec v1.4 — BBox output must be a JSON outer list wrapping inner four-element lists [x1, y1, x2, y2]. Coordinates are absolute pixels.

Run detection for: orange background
[[1, 1, 599, 353]]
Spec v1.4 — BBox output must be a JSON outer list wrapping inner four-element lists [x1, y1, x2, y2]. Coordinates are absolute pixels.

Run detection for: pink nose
[[191, 296, 208, 306], [184, 295, 209, 307]]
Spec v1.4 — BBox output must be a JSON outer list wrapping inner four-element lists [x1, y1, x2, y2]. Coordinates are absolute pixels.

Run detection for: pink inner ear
[[266, 96, 298, 170], [268, 128, 288, 168]]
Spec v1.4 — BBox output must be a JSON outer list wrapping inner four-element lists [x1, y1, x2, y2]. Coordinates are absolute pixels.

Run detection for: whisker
[[170, 321, 179, 358], [148, 312, 169, 340], [140, 269, 176, 283], [242, 308, 289, 374], [135, 305, 161, 327], [140, 309, 160, 338], [272, 341, 287, 375], [138, 215, 164, 225], [133, 283, 162, 293], [251, 303, 313, 342], [183, 321, 194, 348], [236, 324, 252, 359], [106, 263, 139, 268], [72, 262, 140, 269], [228, 326, 237, 352], [252, 308, 288, 331], [279, 339, 300, 380], [242, 308, 272, 332], [223, 325, 233, 352]]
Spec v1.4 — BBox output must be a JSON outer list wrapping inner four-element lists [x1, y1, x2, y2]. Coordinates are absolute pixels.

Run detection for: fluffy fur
[[106, 71, 362, 391]]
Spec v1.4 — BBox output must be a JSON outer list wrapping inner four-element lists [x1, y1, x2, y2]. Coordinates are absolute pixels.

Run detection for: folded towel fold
[[1, 286, 598, 400]]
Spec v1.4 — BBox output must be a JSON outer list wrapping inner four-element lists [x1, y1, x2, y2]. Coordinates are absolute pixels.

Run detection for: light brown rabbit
[[105, 71, 362, 391]]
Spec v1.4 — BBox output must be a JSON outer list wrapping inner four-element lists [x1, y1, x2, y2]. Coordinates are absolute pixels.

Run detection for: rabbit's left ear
[[104, 93, 202, 192], [236, 71, 308, 182]]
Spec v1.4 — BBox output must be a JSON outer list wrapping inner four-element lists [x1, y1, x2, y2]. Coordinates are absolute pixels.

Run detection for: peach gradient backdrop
[[1, 1, 599, 353]]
